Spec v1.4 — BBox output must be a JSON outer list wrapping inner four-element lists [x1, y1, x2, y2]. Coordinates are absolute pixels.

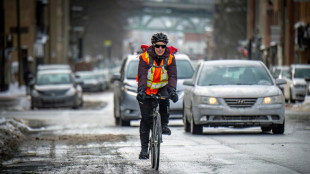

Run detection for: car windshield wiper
[[236, 83, 255, 85]]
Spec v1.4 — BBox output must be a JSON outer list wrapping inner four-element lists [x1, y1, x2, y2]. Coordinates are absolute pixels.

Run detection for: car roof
[[273, 65, 289, 69], [37, 64, 71, 70], [37, 69, 72, 75], [202, 59, 264, 66], [291, 64, 310, 68]]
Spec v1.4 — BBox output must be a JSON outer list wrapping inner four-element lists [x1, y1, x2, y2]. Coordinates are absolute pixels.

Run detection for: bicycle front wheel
[[152, 113, 161, 170]]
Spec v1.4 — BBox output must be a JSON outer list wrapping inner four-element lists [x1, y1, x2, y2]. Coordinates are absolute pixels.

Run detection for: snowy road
[[1, 91, 310, 173]]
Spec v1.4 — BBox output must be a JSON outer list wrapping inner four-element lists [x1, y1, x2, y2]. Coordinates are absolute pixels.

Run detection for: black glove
[[136, 86, 146, 101], [167, 86, 178, 103]]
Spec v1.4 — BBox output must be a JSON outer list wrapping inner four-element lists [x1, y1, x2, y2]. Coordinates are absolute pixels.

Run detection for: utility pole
[[17, 0, 23, 86], [0, 0, 5, 91]]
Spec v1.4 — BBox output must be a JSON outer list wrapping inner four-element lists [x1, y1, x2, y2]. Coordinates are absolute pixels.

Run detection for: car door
[[113, 58, 128, 118], [184, 62, 201, 119]]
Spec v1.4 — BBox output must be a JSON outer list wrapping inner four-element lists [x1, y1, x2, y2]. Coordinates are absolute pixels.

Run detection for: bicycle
[[146, 94, 168, 170]]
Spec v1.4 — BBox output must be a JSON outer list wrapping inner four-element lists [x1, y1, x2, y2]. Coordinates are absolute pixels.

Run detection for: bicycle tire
[[154, 112, 161, 170], [151, 120, 156, 168]]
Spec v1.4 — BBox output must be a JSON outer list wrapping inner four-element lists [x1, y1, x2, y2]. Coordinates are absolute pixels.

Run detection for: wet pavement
[[0, 91, 310, 173]]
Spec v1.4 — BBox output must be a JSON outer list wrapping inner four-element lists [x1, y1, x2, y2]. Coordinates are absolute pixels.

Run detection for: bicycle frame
[[147, 94, 168, 170]]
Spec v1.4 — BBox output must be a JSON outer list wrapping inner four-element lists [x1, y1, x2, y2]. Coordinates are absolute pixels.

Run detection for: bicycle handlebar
[[145, 94, 169, 100]]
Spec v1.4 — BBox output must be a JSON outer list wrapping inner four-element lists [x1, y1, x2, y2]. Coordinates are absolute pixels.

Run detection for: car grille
[[224, 98, 257, 108], [39, 90, 68, 96], [213, 115, 268, 121]]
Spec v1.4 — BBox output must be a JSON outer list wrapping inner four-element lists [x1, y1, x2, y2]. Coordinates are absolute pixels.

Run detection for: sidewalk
[[0, 83, 28, 110]]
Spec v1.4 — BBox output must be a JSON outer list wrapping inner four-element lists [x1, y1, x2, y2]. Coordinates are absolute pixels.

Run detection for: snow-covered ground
[[0, 82, 27, 97], [0, 117, 30, 164], [0, 83, 29, 111], [0, 83, 309, 165]]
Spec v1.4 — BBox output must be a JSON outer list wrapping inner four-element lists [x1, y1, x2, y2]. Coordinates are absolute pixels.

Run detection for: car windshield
[[198, 64, 273, 86], [126, 60, 139, 79], [273, 68, 289, 78], [77, 73, 97, 80], [37, 73, 72, 85], [294, 68, 310, 79], [281, 69, 289, 78], [273, 69, 280, 78], [176, 60, 194, 79]]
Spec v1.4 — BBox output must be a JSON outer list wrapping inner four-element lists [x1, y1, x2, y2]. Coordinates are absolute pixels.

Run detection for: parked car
[[30, 69, 83, 109], [30, 64, 73, 91], [113, 53, 194, 126], [37, 64, 71, 72], [94, 70, 110, 91], [183, 60, 286, 135], [271, 66, 289, 94], [271, 66, 289, 79], [75, 71, 102, 92], [283, 64, 310, 102]]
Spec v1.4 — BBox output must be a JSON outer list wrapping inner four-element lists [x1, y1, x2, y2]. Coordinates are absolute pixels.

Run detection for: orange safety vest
[[137, 51, 173, 95]]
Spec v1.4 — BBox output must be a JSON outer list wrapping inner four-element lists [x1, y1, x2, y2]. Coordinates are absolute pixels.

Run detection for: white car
[[183, 60, 286, 134], [283, 64, 310, 102]]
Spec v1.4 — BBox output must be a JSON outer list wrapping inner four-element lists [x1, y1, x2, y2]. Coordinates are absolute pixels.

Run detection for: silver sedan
[[183, 60, 287, 134]]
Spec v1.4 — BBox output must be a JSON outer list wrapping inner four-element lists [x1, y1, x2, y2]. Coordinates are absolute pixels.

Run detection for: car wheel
[[261, 126, 272, 133], [120, 118, 130, 127], [290, 89, 295, 103], [72, 105, 79, 109], [190, 109, 202, 135], [79, 99, 83, 107], [113, 99, 121, 126], [272, 120, 285, 134], [183, 104, 190, 132]]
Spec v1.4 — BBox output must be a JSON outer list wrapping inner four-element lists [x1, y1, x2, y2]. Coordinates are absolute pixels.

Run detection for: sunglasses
[[154, 44, 166, 49]]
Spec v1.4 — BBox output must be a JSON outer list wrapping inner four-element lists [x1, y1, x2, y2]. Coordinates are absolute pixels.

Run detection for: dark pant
[[139, 98, 170, 151]]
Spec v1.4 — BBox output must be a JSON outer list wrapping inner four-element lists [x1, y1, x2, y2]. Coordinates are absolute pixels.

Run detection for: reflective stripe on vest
[[141, 52, 173, 90]]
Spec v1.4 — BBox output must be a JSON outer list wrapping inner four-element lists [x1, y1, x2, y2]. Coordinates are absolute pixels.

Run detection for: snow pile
[[0, 117, 30, 164], [0, 82, 26, 97], [0, 82, 29, 111], [291, 96, 310, 112]]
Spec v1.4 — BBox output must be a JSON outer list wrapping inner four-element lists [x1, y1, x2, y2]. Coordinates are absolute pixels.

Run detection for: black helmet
[[151, 32, 169, 44]]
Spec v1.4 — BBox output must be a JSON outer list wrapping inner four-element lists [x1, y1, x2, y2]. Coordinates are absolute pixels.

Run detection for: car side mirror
[[183, 80, 194, 86], [275, 78, 287, 86], [76, 79, 84, 86], [112, 73, 121, 82]]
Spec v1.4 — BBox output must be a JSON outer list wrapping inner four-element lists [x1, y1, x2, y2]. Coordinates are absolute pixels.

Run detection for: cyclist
[[136, 32, 179, 159]]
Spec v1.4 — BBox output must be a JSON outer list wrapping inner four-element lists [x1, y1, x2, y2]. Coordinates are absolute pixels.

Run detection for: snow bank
[[0, 82, 26, 97], [0, 117, 31, 164]]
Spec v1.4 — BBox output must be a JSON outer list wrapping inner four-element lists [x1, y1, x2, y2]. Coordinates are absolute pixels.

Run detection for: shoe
[[139, 151, 149, 159], [162, 126, 171, 135]]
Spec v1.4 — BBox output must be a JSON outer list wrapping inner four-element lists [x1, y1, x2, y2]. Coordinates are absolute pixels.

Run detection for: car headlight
[[201, 96, 219, 105], [123, 85, 137, 93], [262, 95, 282, 104], [66, 87, 77, 96]]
